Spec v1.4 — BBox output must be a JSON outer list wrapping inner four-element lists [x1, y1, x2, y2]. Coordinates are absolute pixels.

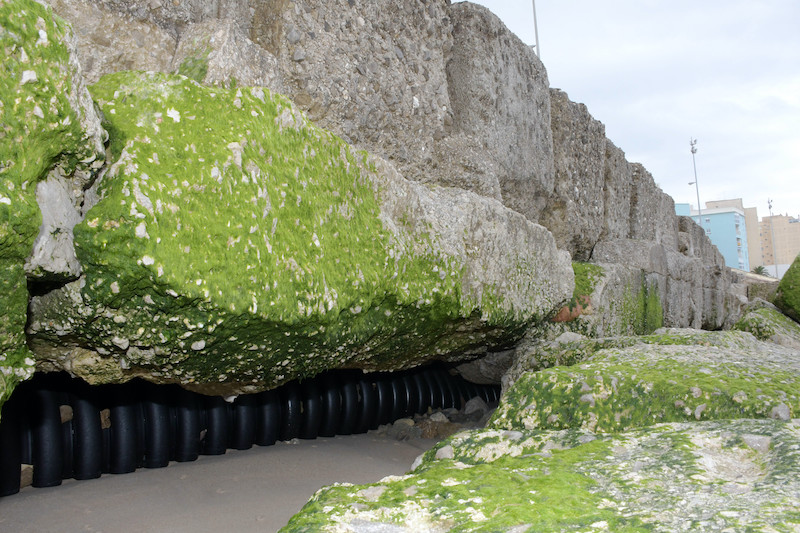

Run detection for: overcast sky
[[455, 0, 800, 220]]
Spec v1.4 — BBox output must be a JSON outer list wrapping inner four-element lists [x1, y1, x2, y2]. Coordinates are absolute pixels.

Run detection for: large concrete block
[[539, 89, 605, 260], [602, 140, 634, 241], [27, 72, 574, 396], [444, 3, 554, 219]]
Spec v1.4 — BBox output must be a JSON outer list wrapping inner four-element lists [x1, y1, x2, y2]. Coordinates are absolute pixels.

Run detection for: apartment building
[[759, 214, 800, 277], [675, 200, 750, 271], [678, 198, 799, 278]]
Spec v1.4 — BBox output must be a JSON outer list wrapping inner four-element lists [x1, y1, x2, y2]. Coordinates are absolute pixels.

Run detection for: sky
[[454, 0, 800, 220]]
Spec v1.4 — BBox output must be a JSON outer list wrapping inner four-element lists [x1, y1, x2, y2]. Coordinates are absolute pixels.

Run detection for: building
[[759, 214, 800, 278], [705, 199, 763, 270], [677, 198, 800, 278], [675, 200, 750, 271], [743, 206, 762, 268]]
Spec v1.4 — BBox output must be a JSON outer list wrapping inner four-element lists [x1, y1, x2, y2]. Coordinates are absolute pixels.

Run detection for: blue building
[[675, 202, 750, 271]]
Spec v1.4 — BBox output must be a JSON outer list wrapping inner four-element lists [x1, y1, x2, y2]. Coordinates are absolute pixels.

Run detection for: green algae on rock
[[282, 419, 800, 532], [493, 329, 800, 433], [775, 254, 800, 323], [541, 262, 665, 341], [0, 0, 105, 410], [28, 71, 572, 393], [734, 304, 800, 351], [568, 261, 603, 312]]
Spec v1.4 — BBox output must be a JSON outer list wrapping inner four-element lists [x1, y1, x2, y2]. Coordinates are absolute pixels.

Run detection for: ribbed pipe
[[1, 367, 500, 497]]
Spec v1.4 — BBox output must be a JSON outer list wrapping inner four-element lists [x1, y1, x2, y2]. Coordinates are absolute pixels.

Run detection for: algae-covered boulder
[[493, 329, 799, 433], [734, 303, 800, 351], [28, 71, 572, 394], [283, 419, 800, 532], [775, 254, 800, 323], [0, 0, 105, 409]]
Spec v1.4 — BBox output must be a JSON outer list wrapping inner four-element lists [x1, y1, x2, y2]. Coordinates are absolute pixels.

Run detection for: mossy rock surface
[[283, 419, 800, 532], [542, 263, 664, 340], [493, 329, 800, 433], [734, 305, 800, 350], [568, 261, 603, 312], [775, 254, 800, 323], [0, 0, 104, 409], [28, 71, 571, 393]]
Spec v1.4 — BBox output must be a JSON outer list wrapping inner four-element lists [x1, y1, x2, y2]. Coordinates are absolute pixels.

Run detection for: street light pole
[[531, 0, 541, 59], [689, 138, 703, 230], [768, 199, 778, 277]]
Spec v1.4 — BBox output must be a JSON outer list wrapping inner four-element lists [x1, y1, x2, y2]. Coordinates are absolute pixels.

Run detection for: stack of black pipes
[[0, 366, 500, 497]]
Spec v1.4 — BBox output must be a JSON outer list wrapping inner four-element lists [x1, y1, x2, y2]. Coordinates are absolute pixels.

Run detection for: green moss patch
[[176, 46, 210, 83], [493, 329, 800, 433], [283, 419, 800, 531], [568, 261, 602, 311], [619, 275, 663, 336], [734, 306, 800, 347], [34, 71, 540, 389], [0, 0, 104, 409], [775, 254, 800, 323]]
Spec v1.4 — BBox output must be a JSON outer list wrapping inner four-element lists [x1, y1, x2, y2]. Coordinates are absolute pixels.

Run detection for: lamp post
[[688, 138, 702, 230], [531, 0, 541, 58], [768, 199, 778, 277]]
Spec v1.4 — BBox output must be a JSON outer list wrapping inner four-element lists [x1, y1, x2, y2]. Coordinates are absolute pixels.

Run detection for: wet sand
[[0, 433, 436, 532]]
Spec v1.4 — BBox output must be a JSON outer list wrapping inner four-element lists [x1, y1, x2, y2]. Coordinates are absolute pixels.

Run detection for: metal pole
[[768, 199, 778, 277], [690, 139, 702, 230], [532, 0, 541, 58]]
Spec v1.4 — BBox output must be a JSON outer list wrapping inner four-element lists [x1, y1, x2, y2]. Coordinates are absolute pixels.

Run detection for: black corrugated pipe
[[0, 366, 500, 497]]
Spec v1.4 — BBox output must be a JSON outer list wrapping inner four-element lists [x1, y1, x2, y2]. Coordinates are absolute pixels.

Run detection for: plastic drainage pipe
[[298, 378, 322, 440], [451, 376, 469, 410], [71, 391, 103, 480], [425, 370, 444, 410], [389, 375, 408, 422], [0, 398, 22, 496], [440, 370, 459, 410], [279, 381, 302, 441], [353, 377, 378, 435], [412, 372, 431, 414], [173, 387, 200, 462], [201, 396, 229, 456], [255, 389, 281, 446], [30, 388, 64, 488], [59, 392, 75, 481], [230, 395, 258, 450], [318, 373, 342, 438], [142, 384, 171, 468], [489, 384, 501, 404], [374, 376, 395, 427], [108, 385, 141, 475], [1, 365, 504, 498], [480, 383, 494, 405], [401, 374, 419, 416], [336, 374, 359, 436], [463, 380, 480, 404]]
